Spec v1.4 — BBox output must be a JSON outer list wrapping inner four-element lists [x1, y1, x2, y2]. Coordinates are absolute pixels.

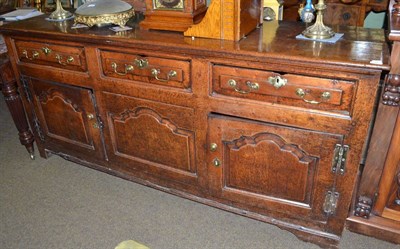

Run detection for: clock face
[[154, 0, 184, 9]]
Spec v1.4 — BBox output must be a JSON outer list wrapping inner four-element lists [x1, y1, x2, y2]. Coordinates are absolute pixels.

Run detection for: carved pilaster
[[354, 196, 373, 218], [382, 74, 400, 106]]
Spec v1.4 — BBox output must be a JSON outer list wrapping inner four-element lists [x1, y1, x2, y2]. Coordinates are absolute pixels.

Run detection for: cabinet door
[[381, 165, 400, 220], [373, 113, 400, 221], [208, 114, 344, 225], [102, 92, 200, 189], [375, 159, 400, 221], [23, 76, 104, 160]]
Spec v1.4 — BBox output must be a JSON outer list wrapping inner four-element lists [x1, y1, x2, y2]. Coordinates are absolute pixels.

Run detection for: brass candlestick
[[34, 0, 42, 11], [48, 0, 73, 21], [302, 0, 334, 39]]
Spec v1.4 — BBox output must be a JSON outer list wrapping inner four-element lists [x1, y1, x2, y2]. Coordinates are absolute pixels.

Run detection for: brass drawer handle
[[268, 75, 287, 89], [111, 62, 134, 76], [134, 58, 148, 69], [151, 68, 177, 82], [295, 88, 331, 104], [42, 47, 52, 55], [228, 79, 259, 94], [55, 54, 74, 65], [22, 50, 39, 60]]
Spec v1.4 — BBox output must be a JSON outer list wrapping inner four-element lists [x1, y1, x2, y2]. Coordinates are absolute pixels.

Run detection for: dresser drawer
[[100, 50, 190, 89], [212, 65, 356, 114], [14, 40, 87, 72]]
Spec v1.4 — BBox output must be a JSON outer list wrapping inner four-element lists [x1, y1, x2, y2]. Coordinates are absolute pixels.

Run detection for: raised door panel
[[23, 76, 104, 160], [380, 164, 400, 221], [208, 114, 343, 225], [384, 166, 400, 212], [374, 113, 400, 221], [102, 92, 199, 187]]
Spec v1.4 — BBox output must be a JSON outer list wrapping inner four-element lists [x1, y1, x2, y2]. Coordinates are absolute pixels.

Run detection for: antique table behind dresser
[[0, 43, 34, 157], [0, 16, 390, 248]]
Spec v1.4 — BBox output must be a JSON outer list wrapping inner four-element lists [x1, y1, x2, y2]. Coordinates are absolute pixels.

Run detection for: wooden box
[[184, 0, 262, 41]]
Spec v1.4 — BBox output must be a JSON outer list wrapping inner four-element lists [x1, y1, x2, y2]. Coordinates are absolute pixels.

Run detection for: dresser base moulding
[[45, 149, 342, 249], [346, 215, 400, 244]]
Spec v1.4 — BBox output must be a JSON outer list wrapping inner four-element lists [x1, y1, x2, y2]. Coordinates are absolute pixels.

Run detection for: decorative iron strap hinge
[[20, 76, 32, 103], [33, 116, 45, 142], [323, 190, 339, 215], [331, 144, 349, 175], [95, 115, 104, 130], [88, 91, 104, 130]]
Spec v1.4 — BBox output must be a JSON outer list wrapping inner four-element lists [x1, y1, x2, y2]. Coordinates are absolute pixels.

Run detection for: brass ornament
[[48, 0, 73, 21], [74, 8, 135, 27], [302, 0, 335, 39]]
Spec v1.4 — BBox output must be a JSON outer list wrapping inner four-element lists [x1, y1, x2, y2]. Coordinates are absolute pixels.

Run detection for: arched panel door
[[23, 76, 105, 161], [207, 114, 344, 226]]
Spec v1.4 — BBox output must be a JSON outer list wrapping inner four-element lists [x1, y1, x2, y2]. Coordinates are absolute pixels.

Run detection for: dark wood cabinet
[[283, 0, 389, 26], [0, 17, 391, 248], [324, 3, 363, 27]]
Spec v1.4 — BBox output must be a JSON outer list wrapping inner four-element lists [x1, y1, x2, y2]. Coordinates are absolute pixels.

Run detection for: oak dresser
[[0, 16, 390, 248]]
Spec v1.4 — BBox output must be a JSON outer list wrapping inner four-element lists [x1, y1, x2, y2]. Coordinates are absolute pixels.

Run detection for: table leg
[[0, 58, 35, 159]]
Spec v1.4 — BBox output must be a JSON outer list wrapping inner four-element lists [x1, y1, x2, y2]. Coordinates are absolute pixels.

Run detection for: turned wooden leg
[[0, 55, 35, 159]]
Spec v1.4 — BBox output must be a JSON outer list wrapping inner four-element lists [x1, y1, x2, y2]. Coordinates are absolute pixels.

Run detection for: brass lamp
[[302, 0, 334, 39], [48, 0, 73, 21]]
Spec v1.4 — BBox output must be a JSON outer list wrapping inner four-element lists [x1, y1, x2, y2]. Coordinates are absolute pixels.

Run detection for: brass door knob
[[87, 113, 95, 120], [210, 143, 217, 152]]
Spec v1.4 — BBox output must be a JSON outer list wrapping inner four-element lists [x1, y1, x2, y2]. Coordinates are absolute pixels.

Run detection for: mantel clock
[[140, 0, 208, 32]]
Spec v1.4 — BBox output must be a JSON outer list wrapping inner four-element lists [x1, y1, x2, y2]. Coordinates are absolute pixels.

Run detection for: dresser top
[[0, 15, 390, 71]]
